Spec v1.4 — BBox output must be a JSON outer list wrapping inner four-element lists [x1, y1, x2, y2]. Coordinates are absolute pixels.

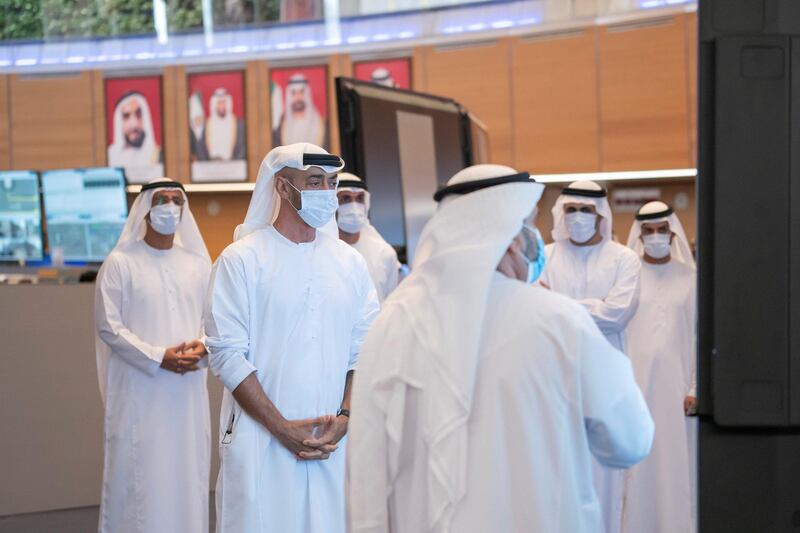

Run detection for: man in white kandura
[[336, 173, 400, 303], [622, 201, 697, 533], [348, 165, 654, 533], [95, 179, 212, 533], [539, 180, 641, 533], [204, 143, 380, 533]]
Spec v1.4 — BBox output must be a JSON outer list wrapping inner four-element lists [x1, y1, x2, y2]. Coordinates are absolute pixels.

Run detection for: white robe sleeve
[[204, 252, 257, 391], [349, 259, 381, 372], [578, 310, 654, 469], [95, 254, 165, 376], [384, 252, 400, 300], [578, 250, 641, 333]]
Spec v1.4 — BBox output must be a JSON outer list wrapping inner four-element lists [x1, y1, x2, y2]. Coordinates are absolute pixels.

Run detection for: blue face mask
[[283, 178, 339, 229], [517, 224, 547, 284]]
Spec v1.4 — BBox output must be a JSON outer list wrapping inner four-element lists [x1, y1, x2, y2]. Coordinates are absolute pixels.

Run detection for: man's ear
[[274, 174, 290, 201]]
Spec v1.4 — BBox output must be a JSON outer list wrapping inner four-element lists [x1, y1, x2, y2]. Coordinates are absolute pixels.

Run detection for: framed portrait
[[105, 76, 164, 184], [270, 65, 329, 149], [353, 58, 411, 90], [187, 70, 248, 182]]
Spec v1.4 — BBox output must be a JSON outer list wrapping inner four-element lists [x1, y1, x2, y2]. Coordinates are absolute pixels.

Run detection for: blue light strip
[[0, 0, 695, 72]]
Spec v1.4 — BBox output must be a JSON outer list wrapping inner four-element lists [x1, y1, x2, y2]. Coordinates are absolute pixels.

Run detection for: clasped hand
[[275, 414, 348, 461], [161, 340, 207, 375]]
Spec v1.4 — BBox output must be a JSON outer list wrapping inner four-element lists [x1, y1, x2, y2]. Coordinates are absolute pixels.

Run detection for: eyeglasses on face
[[153, 195, 185, 206]]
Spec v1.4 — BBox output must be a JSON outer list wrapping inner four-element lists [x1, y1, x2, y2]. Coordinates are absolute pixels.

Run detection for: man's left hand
[[298, 414, 348, 460], [183, 339, 207, 357]]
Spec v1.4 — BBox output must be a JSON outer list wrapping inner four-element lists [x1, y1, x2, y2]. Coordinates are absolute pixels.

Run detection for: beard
[[124, 129, 145, 148], [291, 100, 306, 113]]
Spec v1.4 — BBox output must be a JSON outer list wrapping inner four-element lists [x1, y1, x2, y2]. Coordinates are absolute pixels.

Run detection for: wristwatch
[[337, 408, 350, 418]]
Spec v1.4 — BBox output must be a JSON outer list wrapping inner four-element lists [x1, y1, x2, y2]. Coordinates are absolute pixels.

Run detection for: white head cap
[[626, 200, 694, 267], [235, 143, 345, 241], [550, 180, 613, 243]]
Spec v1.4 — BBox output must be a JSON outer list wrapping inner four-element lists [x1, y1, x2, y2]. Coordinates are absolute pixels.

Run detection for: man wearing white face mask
[[95, 179, 212, 533], [621, 201, 697, 533], [347, 165, 653, 533], [204, 143, 380, 533], [336, 173, 400, 303], [539, 180, 641, 533]]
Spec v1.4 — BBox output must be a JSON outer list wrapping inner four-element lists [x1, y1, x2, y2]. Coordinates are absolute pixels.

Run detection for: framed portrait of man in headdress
[[270, 66, 329, 149], [353, 58, 411, 90], [187, 70, 248, 182], [105, 76, 165, 184]]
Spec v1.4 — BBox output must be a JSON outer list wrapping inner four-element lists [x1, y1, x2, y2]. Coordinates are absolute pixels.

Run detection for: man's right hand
[[160, 343, 202, 375], [274, 415, 338, 460]]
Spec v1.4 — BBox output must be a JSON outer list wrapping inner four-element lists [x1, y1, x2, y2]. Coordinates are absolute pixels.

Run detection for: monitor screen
[[337, 77, 468, 263], [0, 170, 44, 262], [42, 167, 128, 262]]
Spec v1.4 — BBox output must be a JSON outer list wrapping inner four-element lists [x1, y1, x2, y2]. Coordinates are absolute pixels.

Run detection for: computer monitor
[[0, 170, 44, 262], [41, 167, 128, 263], [336, 77, 471, 263]]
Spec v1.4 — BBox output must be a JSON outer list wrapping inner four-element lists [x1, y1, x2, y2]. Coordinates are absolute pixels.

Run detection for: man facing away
[[204, 143, 379, 533], [347, 165, 653, 533], [95, 178, 212, 533]]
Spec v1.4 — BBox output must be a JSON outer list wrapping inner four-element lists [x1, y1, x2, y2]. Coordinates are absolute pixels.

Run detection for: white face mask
[[148, 203, 181, 235], [337, 201, 367, 234], [643, 233, 672, 259], [284, 179, 339, 229], [565, 211, 598, 244]]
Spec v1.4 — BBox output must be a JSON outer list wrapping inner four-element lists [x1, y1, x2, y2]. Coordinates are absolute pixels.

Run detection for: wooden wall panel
[[161, 66, 187, 182], [511, 28, 601, 173], [328, 54, 353, 155], [245, 61, 269, 181], [188, 193, 251, 259], [0, 75, 10, 169], [1, 13, 701, 183], [89, 71, 106, 167], [412, 46, 428, 92], [9, 72, 96, 170], [174, 66, 190, 183], [598, 15, 691, 170], [423, 39, 515, 165], [687, 12, 698, 165]]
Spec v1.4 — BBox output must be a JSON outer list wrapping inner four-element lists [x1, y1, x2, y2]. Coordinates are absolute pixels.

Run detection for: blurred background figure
[[622, 201, 697, 533], [336, 173, 400, 303], [539, 180, 642, 533]]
